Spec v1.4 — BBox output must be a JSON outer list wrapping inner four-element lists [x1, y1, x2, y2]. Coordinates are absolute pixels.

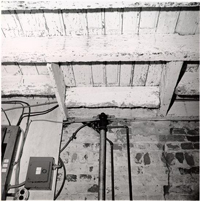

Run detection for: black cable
[[7, 181, 25, 192], [54, 157, 66, 200], [60, 123, 89, 153], [1, 108, 11, 125]]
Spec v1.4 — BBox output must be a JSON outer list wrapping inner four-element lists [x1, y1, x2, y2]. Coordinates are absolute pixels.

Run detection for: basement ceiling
[[1, 1, 199, 120]]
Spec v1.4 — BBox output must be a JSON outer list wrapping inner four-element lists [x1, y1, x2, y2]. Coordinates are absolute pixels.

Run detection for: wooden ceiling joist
[[2, 34, 198, 62], [65, 87, 160, 108], [2, 1, 199, 11]]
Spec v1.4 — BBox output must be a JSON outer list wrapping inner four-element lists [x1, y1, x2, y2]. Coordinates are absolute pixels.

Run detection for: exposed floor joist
[[65, 87, 159, 108], [2, 1, 199, 11], [2, 34, 199, 62]]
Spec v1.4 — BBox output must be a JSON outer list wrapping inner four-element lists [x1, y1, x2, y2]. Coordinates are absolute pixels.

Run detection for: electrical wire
[[60, 123, 89, 153], [1, 108, 11, 125], [7, 181, 25, 192], [54, 157, 66, 200], [3, 101, 57, 112]]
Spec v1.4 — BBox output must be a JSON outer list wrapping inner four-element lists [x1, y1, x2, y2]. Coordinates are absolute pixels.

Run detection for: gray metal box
[[25, 157, 54, 190]]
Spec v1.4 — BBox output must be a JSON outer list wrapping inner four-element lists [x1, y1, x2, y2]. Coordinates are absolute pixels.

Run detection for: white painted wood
[[146, 62, 163, 86], [65, 87, 160, 108], [120, 64, 132, 86], [105, 9, 122, 35], [175, 70, 199, 95], [2, 1, 199, 10], [106, 64, 120, 86], [73, 64, 93, 86], [132, 63, 149, 86], [1, 65, 8, 76], [43, 10, 65, 36], [156, 9, 180, 34], [123, 8, 140, 34], [87, 10, 104, 35], [47, 63, 68, 119], [159, 62, 183, 116], [2, 75, 54, 95], [92, 64, 105, 87], [35, 64, 49, 75], [61, 64, 76, 87], [2, 34, 198, 62], [1, 10, 22, 37], [139, 8, 159, 34], [3, 63, 22, 75], [175, 10, 199, 35], [168, 101, 199, 117], [19, 64, 38, 75], [62, 11, 87, 36]]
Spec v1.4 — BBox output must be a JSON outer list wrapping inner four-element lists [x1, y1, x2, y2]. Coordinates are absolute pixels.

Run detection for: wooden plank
[[175, 71, 199, 95], [123, 8, 140, 34], [132, 63, 149, 86], [120, 64, 133, 86], [159, 62, 183, 116], [87, 9, 104, 35], [175, 10, 199, 35], [35, 63, 49, 75], [43, 10, 65, 36], [73, 64, 93, 86], [1, 11, 23, 37], [168, 101, 199, 118], [146, 62, 163, 86], [19, 64, 38, 75], [61, 64, 76, 87], [1, 75, 54, 95], [47, 63, 68, 119], [92, 64, 105, 87], [2, 1, 199, 11], [2, 34, 198, 62], [65, 87, 160, 108], [139, 8, 159, 34], [62, 11, 87, 36], [156, 9, 180, 34], [3, 63, 22, 75], [106, 64, 120, 86], [105, 9, 122, 35]]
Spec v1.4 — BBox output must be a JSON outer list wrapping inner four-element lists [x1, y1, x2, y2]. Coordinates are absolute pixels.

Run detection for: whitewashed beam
[[159, 62, 183, 116], [175, 70, 199, 95], [167, 101, 199, 118], [2, 34, 199, 62], [47, 63, 68, 119], [1, 75, 54, 95], [1, 1, 199, 11], [65, 87, 159, 108]]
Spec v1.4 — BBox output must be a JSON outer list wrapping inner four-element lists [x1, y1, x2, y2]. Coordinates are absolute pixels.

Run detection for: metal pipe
[[106, 138, 115, 200], [98, 113, 108, 200], [108, 126, 133, 201]]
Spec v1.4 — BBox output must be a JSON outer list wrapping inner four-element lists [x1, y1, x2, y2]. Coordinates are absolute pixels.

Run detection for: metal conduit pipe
[[98, 113, 108, 200], [106, 138, 115, 200], [107, 125, 133, 201]]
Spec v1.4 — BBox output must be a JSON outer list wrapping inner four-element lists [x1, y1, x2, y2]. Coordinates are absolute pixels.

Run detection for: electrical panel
[[1, 125, 21, 200], [25, 157, 54, 190]]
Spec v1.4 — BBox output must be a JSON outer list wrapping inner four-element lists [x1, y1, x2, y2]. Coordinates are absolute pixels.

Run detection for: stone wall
[[56, 120, 199, 200]]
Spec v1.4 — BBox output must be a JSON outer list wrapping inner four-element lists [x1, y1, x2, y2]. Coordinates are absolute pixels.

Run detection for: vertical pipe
[[98, 113, 108, 200], [107, 126, 133, 201], [106, 138, 115, 200]]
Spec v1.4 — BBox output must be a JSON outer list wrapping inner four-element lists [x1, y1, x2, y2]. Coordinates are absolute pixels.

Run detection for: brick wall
[[56, 120, 199, 200]]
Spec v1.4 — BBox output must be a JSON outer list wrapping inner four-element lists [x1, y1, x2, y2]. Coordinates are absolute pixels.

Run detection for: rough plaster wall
[[56, 120, 199, 200]]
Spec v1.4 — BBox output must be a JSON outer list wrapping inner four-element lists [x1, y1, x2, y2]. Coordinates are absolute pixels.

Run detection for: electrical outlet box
[[25, 157, 54, 190]]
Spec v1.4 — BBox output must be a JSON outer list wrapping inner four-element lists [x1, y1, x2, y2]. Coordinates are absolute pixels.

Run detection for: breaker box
[[25, 157, 54, 190]]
